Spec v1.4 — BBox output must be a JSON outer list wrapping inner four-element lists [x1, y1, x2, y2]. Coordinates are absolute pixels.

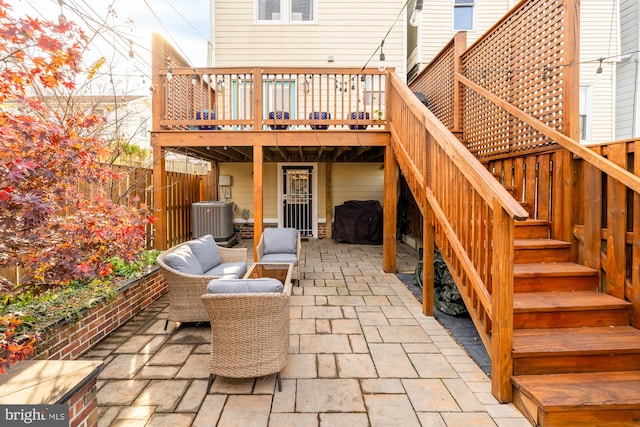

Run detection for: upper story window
[[453, 0, 474, 31], [257, 0, 315, 23]]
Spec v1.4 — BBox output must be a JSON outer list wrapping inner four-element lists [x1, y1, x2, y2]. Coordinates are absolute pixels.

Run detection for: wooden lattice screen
[[462, 0, 569, 160], [156, 37, 215, 131], [409, 39, 457, 130]]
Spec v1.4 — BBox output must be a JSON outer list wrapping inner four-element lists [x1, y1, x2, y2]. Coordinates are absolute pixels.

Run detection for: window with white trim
[[256, 0, 315, 23], [453, 0, 474, 31], [579, 85, 591, 143]]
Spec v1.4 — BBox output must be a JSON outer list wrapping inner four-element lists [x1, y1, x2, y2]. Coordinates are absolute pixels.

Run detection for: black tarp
[[333, 200, 383, 244]]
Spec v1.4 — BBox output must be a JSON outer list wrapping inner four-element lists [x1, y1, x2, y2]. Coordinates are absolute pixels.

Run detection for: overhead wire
[[142, 0, 194, 66]]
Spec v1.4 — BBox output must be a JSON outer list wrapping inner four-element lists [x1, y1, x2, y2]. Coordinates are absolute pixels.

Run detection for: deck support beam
[[383, 146, 397, 273], [422, 202, 434, 316]]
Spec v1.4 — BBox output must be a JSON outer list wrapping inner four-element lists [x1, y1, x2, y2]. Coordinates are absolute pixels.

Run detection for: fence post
[[491, 202, 514, 402]]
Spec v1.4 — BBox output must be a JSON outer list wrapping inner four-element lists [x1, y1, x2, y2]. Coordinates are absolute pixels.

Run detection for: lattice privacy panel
[[462, 0, 569, 160]]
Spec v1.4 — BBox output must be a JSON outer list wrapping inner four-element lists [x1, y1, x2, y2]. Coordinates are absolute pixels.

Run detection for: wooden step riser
[[538, 409, 640, 427], [513, 353, 640, 376], [514, 276, 598, 293], [513, 389, 640, 427], [514, 309, 631, 329], [514, 225, 550, 239], [514, 247, 572, 263]]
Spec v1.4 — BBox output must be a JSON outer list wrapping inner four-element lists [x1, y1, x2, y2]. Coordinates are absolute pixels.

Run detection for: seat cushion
[[204, 261, 247, 279], [263, 228, 297, 255], [259, 253, 298, 266], [207, 278, 284, 294], [163, 245, 204, 275], [187, 235, 222, 271]]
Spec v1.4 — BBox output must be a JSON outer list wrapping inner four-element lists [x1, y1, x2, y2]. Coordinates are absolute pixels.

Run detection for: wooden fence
[[1, 164, 211, 284]]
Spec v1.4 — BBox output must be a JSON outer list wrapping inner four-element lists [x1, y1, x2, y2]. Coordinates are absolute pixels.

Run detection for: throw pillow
[[263, 228, 297, 255], [163, 245, 204, 275], [207, 278, 284, 294], [188, 235, 222, 271]]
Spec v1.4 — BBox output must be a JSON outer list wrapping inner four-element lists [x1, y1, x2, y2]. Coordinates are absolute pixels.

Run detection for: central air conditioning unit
[[192, 201, 235, 241]]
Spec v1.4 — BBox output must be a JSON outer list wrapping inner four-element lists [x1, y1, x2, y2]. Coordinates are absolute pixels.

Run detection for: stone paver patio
[[84, 238, 531, 427]]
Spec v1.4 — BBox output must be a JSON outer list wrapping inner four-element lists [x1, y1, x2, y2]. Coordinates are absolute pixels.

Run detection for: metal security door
[[282, 166, 313, 237]]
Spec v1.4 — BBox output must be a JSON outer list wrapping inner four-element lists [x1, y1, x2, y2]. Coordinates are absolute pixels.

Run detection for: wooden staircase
[[510, 220, 640, 426]]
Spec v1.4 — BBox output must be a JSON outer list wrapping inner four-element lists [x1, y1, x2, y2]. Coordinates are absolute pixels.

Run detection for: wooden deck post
[[152, 145, 167, 250], [383, 146, 397, 273], [582, 163, 602, 271], [452, 31, 467, 133], [150, 33, 167, 250], [325, 160, 333, 239], [253, 68, 263, 130], [491, 202, 514, 403], [561, 0, 580, 245], [422, 202, 434, 316], [253, 145, 264, 260]]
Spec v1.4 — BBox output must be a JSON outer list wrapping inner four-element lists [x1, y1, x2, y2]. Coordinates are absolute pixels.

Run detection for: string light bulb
[[378, 40, 386, 72], [409, 0, 423, 27], [166, 68, 173, 82], [595, 58, 604, 81]]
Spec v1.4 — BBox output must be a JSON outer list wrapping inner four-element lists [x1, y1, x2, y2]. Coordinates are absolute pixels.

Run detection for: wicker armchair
[[256, 228, 301, 283], [201, 279, 292, 392], [157, 239, 247, 330]]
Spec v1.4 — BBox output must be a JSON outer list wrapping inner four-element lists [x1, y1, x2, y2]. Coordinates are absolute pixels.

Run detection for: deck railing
[[154, 63, 387, 131], [389, 72, 528, 402], [404, 0, 640, 403]]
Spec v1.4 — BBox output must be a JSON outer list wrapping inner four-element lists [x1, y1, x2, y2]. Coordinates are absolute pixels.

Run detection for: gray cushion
[[260, 253, 298, 266], [207, 278, 284, 294], [204, 261, 247, 279], [187, 235, 221, 271], [263, 228, 298, 255], [163, 245, 204, 275]]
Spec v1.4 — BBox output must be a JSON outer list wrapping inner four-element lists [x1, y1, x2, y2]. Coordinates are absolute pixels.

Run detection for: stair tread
[[513, 326, 640, 356], [513, 371, 640, 409], [514, 262, 597, 277], [514, 291, 631, 311], [514, 238, 572, 249], [515, 219, 550, 226]]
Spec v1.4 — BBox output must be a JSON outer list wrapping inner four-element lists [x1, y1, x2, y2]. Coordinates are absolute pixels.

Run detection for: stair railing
[[388, 71, 528, 402]]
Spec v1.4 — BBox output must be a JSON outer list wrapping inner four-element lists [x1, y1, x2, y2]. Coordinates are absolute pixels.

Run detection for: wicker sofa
[[256, 228, 301, 283], [157, 235, 248, 330], [201, 277, 292, 392]]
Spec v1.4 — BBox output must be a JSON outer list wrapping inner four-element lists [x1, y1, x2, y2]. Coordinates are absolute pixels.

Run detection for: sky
[[11, 0, 211, 94]]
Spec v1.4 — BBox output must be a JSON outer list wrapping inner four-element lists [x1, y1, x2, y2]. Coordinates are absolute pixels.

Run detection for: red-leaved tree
[[0, 1, 153, 371]]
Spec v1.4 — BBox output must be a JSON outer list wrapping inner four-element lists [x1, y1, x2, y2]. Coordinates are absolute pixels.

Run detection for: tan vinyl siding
[[214, 0, 406, 75], [418, 0, 511, 66], [331, 163, 384, 211], [581, 0, 618, 144], [218, 162, 279, 220]]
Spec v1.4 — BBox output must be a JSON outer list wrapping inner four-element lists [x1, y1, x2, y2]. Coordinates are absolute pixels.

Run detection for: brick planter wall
[[67, 370, 100, 427], [35, 267, 166, 360]]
